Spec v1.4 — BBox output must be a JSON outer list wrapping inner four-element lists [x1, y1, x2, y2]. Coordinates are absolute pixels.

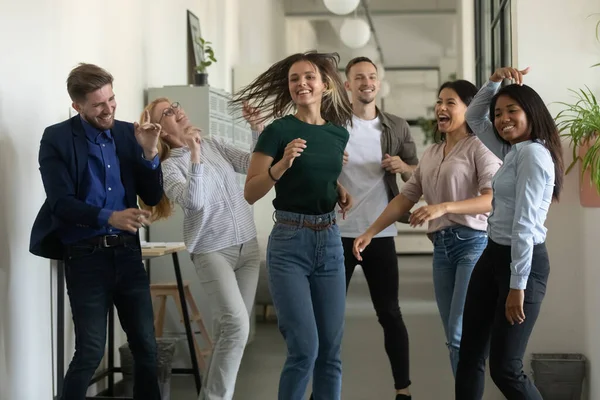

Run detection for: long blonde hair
[[230, 51, 353, 127], [138, 97, 175, 221]]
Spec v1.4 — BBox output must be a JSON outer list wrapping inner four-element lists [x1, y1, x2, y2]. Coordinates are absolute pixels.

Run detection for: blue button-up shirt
[[465, 80, 556, 290], [487, 141, 555, 289], [61, 116, 159, 243]]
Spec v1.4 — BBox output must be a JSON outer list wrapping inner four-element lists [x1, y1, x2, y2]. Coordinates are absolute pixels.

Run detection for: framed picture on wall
[[187, 10, 203, 83]]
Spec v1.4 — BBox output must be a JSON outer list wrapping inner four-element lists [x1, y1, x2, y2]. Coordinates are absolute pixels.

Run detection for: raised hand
[[381, 153, 408, 174], [279, 138, 306, 170], [490, 66, 530, 85], [343, 150, 349, 166], [134, 110, 161, 159], [183, 126, 202, 151], [242, 101, 264, 133]]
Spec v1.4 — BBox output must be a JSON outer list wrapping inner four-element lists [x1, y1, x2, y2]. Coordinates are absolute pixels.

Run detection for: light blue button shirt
[[465, 80, 555, 290], [488, 141, 554, 289]]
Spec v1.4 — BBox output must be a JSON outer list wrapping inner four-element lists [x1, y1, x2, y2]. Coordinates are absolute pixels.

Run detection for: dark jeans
[[455, 240, 549, 400], [343, 237, 411, 390], [61, 241, 160, 400]]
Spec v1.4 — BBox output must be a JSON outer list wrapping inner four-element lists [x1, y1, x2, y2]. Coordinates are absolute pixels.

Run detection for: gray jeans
[[191, 237, 260, 400]]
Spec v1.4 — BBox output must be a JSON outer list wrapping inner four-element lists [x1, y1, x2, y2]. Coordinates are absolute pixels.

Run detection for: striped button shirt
[[162, 133, 258, 254]]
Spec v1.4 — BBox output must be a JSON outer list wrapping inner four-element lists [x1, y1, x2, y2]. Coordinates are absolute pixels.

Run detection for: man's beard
[[83, 113, 115, 131], [358, 96, 375, 105]]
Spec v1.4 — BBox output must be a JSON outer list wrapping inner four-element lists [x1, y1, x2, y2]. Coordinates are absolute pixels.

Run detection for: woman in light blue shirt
[[455, 67, 564, 400]]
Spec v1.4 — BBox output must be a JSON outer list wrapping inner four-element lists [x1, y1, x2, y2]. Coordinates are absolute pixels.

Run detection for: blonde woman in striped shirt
[[140, 98, 262, 400]]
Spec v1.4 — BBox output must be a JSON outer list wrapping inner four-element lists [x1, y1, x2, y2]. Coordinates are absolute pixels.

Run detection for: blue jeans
[[431, 225, 487, 377], [267, 210, 346, 400], [62, 241, 160, 400]]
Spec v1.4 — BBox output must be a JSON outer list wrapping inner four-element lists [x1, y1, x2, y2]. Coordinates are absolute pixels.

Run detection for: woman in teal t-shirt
[[231, 51, 353, 400]]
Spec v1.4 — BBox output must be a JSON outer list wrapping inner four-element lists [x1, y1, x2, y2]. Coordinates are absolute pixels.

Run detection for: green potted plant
[[194, 37, 216, 86], [556, 18, 600, 207], [417, 106, 436, 145]]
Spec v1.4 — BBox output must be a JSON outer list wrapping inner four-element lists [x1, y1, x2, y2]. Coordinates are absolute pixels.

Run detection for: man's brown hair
[[67, 63, 114, 103], [344, 57, 378, 77]]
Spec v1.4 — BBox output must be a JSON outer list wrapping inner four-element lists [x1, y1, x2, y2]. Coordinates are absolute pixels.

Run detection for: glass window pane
[[482, 0, 492, 81], [502, 0, 512, 67], [492, 23, 501, 73], [475, 0, 512, 84], [492, 0, 501, 18]]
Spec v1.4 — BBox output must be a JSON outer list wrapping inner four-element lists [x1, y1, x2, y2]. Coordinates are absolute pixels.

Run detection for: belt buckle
[[102, 234, 120, 248]]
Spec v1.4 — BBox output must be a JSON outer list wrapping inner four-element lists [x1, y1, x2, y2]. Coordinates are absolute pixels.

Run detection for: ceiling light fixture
[[323, 0, 360, 15], [339, 18, 371, 49]]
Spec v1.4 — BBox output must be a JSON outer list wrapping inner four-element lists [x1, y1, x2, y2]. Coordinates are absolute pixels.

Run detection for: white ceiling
[[282, 0, 458, 68], [283, 0, 456, 17]]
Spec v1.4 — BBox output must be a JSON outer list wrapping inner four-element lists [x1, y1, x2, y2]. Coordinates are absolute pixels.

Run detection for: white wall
[[0, 4, 56, 399], [286, 20, 319, 56], [456, 0, 475, 81], [0, 0, 288, 398], [511, 0, 599, 398]]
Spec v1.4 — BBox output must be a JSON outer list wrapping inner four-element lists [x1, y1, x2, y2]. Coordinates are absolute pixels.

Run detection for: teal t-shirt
[[253, 115, 349, 215]]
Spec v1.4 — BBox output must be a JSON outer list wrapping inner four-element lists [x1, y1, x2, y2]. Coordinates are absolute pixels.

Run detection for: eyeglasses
[[158, 102, 181, 123]]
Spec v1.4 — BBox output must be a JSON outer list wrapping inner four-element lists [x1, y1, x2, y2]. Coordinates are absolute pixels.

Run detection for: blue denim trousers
[[431, 225, 487, 377], [267, 210, 346, 400]]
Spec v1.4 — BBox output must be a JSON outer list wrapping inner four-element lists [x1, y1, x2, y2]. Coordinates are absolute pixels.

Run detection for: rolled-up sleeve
[[474, 140, 502, 191], [400, 163, 423, 203]]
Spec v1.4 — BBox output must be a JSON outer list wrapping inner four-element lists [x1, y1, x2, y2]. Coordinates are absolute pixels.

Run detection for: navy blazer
[[30, 116, 164, 260]]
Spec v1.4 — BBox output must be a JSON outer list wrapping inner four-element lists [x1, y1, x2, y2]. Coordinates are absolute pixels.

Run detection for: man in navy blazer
[[30, 63, 163, 400]]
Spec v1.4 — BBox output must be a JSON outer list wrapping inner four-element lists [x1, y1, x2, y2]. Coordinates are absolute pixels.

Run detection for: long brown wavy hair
[[138, 97, 176, 221], [230, 51, 353, 127]]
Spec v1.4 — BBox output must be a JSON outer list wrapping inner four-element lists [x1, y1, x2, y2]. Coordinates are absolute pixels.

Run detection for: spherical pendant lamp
[[323, 0, 360, 15], [339, 18, 371, 49]]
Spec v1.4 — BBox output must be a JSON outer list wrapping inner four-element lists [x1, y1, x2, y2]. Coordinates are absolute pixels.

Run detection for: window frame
[[475, 0, 512, 87]]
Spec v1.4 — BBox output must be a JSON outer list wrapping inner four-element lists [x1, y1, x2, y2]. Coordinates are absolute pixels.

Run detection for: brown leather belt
[[276, 218, 336, 231]]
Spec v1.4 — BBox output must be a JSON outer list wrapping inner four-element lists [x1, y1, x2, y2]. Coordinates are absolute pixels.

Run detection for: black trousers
[[62, 241, 160, 400], [455, 240, 550, 400], [343, 237, 411, 390]]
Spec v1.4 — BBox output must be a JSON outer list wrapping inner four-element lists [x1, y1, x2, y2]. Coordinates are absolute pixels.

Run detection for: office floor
[[168, 255, 504, 400]]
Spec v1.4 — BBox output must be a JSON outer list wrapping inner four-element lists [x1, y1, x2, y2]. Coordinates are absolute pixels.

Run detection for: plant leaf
[[565, 157, 581, 175]]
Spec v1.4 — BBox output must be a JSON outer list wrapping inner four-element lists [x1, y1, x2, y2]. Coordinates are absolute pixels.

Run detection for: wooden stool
[[150, 281, 213, 371]]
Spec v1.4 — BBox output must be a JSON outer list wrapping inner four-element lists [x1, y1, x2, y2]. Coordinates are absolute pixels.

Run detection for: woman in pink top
[[353, 80, 502, 376]]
